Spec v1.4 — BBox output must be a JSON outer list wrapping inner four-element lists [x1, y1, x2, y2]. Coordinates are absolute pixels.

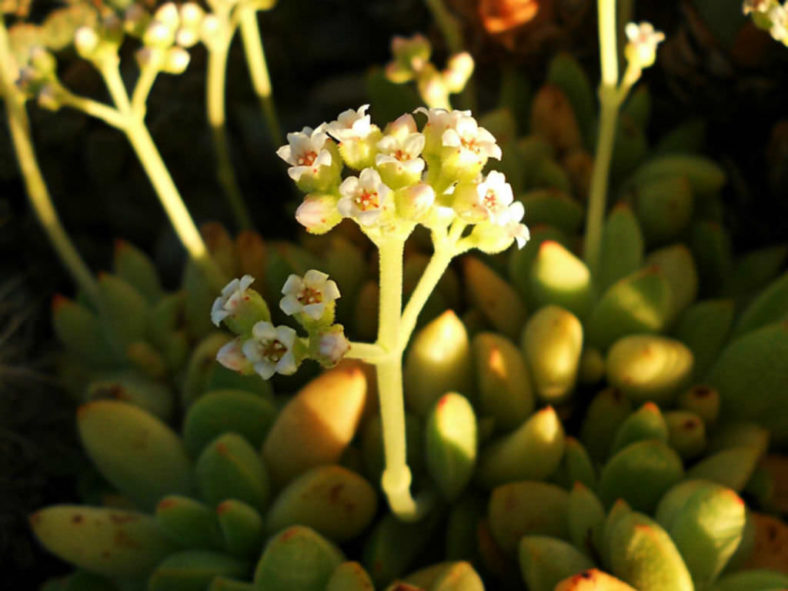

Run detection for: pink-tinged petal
[[489, 144, 503, 160], [282, 274, 304, 296], [375, 153, 399, 167], [339, 176, 360, 199], [276, 325, 298, 347], [314, 149, 332, 168], [252, 321, 277, 341], [303, 269, 329, 286], [359, 167, 381, 187], [210, 304, 229, 327], [276, 144, 293, 164], [455, 115, 478, 138], [216, 338, 246, 370], [302, 302, 326, 320], [279, 295, 302, 316], [403, 133, 426, 156], [401, 158, 425, 176], [288, 165, 309, 182], [242, 338, 262, 363], [275, 352, 298, 375], [337, 196, 354, 217], [507, 200, 525, 222], [357, 209, 383, 226], [323, 279, 341, 301], [442, 128, 461, 148], [377, 135, 399, 153], [254, 360, 277, 380]]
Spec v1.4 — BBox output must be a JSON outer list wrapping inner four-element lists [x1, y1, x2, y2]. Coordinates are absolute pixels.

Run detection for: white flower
[[768, 5, 788, 41], [242, 322, 298, 379], [624, 22, 665, 69], [279, 270, 341, 320], [276, 126, 333, 183], [473, 171, 515, 224], [375, 114, 426, 176], [211, 275, 255, 327], [216, 338, 249, 372], [326, 104, 375, 143], [441, 112, 502, 163], [317, 330, 351, 366], [503, 201, 530, 248], [337, 168, 392, 226]]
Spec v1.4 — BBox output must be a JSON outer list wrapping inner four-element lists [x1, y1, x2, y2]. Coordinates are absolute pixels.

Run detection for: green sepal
[[326, 561, 375, 591], [404, 310, 474, 416], [632, 176, 693, 246], [598, 439, 684, 512], [216, 499, 264, 558], [546, 53, 595, 149], [673, 299, 734, 380], [464, 257, 527, 340], [597, 204, 644, 294], [609, 402, 668, 456], [567, 482, 605, 559], [148, 550, 248, 591], [521, 305, 583, 404], [508, 224, 572, 301], [519, 536, 594, 591], [519, 189, 585, 234], [85, 371, 173, 420], [51, 295, 121, 367], [686, 446, 763, 492], [707, 321, 788, 444], [113, 239, 163, 304], [195, 432, 271, 511], [477, 406, 565, 489], [425, 393, 478, 501], [96, 273, 149, 352], [472, 332, 535, 432], [605, 512, 694, 591], [77, 400, 192, 511], [488, 481, 569, 555], [626, 154, 726, 199], [266, 465, 377, 543], [606, 335, 694, 405], [645, 244, 698, 324], [254, 526, 344, 591], [363, 513, 440, 587], [655, 480, 746, 587], [155, 495, 222, 550], [182, 389, 277, 458], [30, 505, 176, 578], [580, 388, 633, 464], [732, 271, 788, 339], [664, 410, 706, 460], [586, 267, 672, 350]]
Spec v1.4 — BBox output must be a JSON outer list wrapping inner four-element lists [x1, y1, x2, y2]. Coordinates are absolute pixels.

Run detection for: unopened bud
[[37, 83, 61, 111], [295, 195, 342, 235], [396, 182, 435, 221], [29, 47, 56, 76], [163, 46, 190, 74], [154, 2, 180, 29], [175, 28, 199, 48], [443, 51, 474, 93], [144, 20, 174, 48], [312, 327, 351, 368], [74, 26, 99, 57], [180, 3, 204, 27]]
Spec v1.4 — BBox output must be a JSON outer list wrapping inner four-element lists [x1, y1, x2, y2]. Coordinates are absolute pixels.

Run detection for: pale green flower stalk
[[583, 1, 664, 277], [0, 17, 99, 305], [21, 3, 227, 289], [214, 105, 529, 521]]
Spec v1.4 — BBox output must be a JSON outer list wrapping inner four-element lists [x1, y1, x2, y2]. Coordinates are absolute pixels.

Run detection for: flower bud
[[443, 51, 474, 93], [295, 194, 342, 235], [74, 26, 99, 57], [154, 2, 180, 29], [36, 83, 62, 111], [144, 20, 175, 48], [395, 182, 435, 222], [311, 327, 350, 368], [163, 46, 190, 74], [417, 63, 450, 109]]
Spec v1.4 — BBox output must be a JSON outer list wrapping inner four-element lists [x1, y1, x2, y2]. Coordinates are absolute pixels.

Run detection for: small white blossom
[[625, 22, 665, 69], [326, 104, 375, 143], [216, 338, 249, 372], [276, 126, 333, 183], [472, 171, 515, 224], [441, 112, 502, 164], [317, 330, 351, 366], [375, 114, 426, 175], [768, 5, 788, 41], [242, 322, 298, 379], [503, 201, 530, 248], [280, 270, 341, 320], [211, 275, 255, 327], [337, 168, 392, 226]]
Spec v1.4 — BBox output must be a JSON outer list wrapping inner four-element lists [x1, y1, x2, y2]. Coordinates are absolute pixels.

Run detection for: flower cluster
[[385, 34, 474, 110], [744, 0, 788, 45], [211, 272, 349, 380], [623, 22, 665, 73], [277, 105, 529, 254]]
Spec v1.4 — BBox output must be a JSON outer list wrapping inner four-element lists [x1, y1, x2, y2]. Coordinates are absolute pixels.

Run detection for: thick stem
[[598, 0, 619, 88], [207, 38, 253, 230], [124, 117, 226, 290], [238, 8, 282, 146], [376, 238, 429, 521], [0, 22, 99, 304]]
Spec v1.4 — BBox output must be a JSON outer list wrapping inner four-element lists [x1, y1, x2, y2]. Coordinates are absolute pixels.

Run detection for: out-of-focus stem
[[0, 20, 99, 304], [238, 7, 282, 146], [207, 36, 253, 230]]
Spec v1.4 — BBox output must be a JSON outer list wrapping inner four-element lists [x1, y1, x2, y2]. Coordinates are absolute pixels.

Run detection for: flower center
[[262, 339, 287, 363], [461, 136, 480, 154], [298, 287, 322, 305], [297, 151, 318, 166], [394, 149, 408, 161], [483, 190, 498, 210], [356, 189, 379, 211]]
